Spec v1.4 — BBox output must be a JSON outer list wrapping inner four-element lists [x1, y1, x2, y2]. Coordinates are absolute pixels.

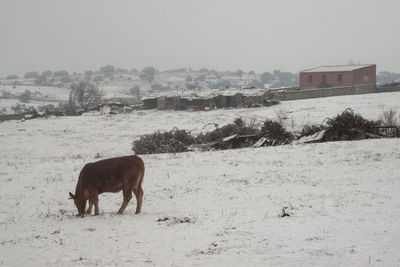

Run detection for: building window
[[308, 75, 312, 83], [363, 75, 369, 82], [322, 75, 327, 83], [338, 74, 342, 82]]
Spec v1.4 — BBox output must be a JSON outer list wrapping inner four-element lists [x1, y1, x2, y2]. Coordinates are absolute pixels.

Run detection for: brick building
[[299, 64, 376, 89]]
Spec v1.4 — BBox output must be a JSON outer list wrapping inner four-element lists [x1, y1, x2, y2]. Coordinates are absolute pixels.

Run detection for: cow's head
[[69, 192, 86, 216]]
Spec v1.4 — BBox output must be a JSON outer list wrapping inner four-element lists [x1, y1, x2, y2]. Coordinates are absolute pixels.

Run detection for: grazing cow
[[69, 155, 144, 216]]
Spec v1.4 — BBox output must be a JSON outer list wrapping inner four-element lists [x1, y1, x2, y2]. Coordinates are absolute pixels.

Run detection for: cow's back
[[78, 155, 144, 194]]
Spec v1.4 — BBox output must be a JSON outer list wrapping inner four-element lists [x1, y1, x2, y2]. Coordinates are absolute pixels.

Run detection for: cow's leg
[[86, 199, 93, 214], [133, 186, 144, 214], [93, 195, 100, 216], [118, 189, 132, 214]]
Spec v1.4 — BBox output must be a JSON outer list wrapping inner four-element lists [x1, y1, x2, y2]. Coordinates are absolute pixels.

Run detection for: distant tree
[[260, 72, 274, 83], [34, 77, 43, 85], [185, 75, 193, 82], [116, 68, 128, 74], [60, 76, 73, 83], [195, 74, 206, 82], [248, 70, 255, 75], [377, 71, 400, 85], [210, 80, 231, 89], [174, 68, 187, 73], [272, 71, 299, 87], [129, 85, 140, 98], [129, 68, 138, 74], [99, 65, 115, 75], [24, 71, 39, 79], [6, 75, 18, 80], [85, 70, 93, 80], [53, 70, 69, 77], [139, 66, 157, 83], [1, 91, 12, 99], [273, 70, 281, 77], [185, 82, 198, 90], [41, 70, 52, 79], [234, 70, 244, 77], [18, 90, 32, 103], [93, 75, 104, 82], [68, 81, 102, 109], [246, 80, 264, 88], [150, 83, 163, 91]]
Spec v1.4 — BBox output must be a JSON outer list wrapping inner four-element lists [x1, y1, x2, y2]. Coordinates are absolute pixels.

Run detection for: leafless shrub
[[247, 117, 262, 129], [380, 108, 399, 127], [274, 107, 289, 123]]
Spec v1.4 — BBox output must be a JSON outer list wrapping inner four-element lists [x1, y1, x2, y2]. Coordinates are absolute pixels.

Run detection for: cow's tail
[[134, 156, 145, 190]]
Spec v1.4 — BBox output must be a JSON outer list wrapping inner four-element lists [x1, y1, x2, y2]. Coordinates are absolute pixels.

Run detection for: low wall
[[273, 84, 399, 101], [376, 85, 400, 93]]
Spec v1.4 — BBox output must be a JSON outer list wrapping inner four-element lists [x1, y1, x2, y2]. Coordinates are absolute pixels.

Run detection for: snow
[[1, 92, 400, 266], [0, 99, 58, 114], [0, 85, 70, 101], [143, 87, 270, 100]]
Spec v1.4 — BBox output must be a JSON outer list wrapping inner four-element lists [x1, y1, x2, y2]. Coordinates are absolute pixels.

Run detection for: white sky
[[0, 0, 399, 75]]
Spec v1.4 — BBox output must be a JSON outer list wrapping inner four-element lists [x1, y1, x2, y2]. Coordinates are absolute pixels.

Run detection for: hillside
[[1, 92, 400, 266]]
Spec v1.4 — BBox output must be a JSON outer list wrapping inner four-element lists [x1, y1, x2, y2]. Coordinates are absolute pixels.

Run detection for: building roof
[[300, 64, 375, 73], [142, 88, 270, 100]]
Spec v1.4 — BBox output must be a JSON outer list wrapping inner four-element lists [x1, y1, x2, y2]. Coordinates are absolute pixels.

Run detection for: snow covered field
[[0, 85, 70, 114], [1, 92, 400, 266]]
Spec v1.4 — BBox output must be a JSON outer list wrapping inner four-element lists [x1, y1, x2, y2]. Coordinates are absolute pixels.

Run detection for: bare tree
[[68, 81, 102, 110]]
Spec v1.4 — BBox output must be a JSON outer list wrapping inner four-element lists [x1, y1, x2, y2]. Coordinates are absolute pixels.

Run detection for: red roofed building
[[299, 64, 376, 89]]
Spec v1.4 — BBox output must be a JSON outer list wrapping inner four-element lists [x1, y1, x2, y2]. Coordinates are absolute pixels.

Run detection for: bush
[[131, 109, 396, 155], [132, 129, 195, 154], [18, 90, 32, 103], [99, 65, 115, 75], [53, 70, 69, 77], [260, 119, 293, 143], [24, 72, 39, 79], [68, 80, 102, 110], [6, 75, 18, 80], [326, 108, 379, 131], [380, 108, 399, 127]]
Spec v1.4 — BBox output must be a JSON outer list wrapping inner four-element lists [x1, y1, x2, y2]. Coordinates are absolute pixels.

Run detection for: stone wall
[[272, 84, 395, 101]]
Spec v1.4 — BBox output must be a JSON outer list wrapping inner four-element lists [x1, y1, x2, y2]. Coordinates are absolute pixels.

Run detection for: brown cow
[[69, 155, 144, 216]]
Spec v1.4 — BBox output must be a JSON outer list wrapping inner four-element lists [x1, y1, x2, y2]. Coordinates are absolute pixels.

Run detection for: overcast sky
[[1, 0, 399, 75]]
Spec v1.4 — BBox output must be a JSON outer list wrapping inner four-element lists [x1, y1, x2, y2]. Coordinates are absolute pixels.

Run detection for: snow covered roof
[[300, 64, 375, 73], [143, 88, 269, 100]]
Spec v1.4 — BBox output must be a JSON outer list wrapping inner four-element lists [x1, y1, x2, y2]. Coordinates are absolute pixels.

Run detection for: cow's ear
[[69, 192, 75, 199]]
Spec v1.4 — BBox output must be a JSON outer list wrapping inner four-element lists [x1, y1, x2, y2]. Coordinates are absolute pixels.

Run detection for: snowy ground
[[0, 85, 70, 101], [1, 92, 400, 266], [0, 85, 70, 114]]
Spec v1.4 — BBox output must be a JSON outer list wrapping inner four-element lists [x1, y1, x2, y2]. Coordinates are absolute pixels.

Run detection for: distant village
[[1, 65, 400, 118]]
